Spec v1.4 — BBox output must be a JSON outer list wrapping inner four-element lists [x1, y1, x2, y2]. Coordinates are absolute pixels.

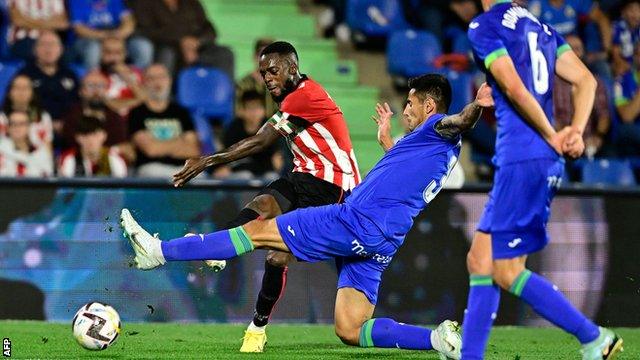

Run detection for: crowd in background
[[0, 0, 284, 179], [3, 0, 640, 182]]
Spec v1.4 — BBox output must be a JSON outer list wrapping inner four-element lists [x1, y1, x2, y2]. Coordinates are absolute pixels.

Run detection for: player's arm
[[435, 83, 493, 139], [488, 56, 564, 153], [589, 4, 612, 52], [555, 49, 597, 135], [371, 102, 394, 152], [172, 124, 280, 186]]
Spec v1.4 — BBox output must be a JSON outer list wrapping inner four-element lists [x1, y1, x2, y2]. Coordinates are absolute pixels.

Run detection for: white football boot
[[120, 209, 165, 270], [431, 320, 462, 360]]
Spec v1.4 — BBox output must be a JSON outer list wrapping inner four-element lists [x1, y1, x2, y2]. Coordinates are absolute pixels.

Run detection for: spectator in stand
[[6, 0, 69, 61], [130, 0, 234, 77], [0, 75, 52, 151], [128, 64, 200, 177], [0, 111, 53, 177], [62, 70, 128, 153], [58, 116, 127, 177], [98, 37, 145, 115], [216, 90, 282, 180], [19, 30, 78, 136], [611, 0, 640, 77], [236, 38, 277, 117], [554, 35, 611, 160], [69, 0, 152, 70], [614, 43, 640, 156]]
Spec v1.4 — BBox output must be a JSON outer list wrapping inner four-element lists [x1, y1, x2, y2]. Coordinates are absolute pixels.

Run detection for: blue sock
[[461, 275, 501, 360], [359, 318, 433, 350], [161, 226, 254, 261], [510, 270, 600, 344]]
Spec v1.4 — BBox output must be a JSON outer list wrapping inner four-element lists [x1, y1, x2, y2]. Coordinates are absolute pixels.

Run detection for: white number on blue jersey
[[527, 31, 549, 95], [423, 154, 458, 204]]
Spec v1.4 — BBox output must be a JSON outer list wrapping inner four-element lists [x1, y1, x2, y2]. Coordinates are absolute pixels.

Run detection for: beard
[[271, 77, 297, 103]]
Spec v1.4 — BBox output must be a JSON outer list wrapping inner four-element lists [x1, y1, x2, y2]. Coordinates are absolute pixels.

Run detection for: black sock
[[225, 208, 260, 229], [253, 261, 287, 327]]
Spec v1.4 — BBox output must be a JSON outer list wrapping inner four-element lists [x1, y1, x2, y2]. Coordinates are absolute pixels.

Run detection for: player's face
[[403, 89, 431, 131], [259, 54, 297, 102]]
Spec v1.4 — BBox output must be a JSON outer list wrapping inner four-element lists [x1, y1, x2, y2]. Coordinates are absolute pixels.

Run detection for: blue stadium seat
[[447, 69, 473, 114], [347, 0, 409, 39], [177, 66, 234, 124], [387, 30, 441, 78], [0, 61, 23, 106], [581, 159, 636, 186], [191, 113, 216, 155], [68, 63, 87, 81]]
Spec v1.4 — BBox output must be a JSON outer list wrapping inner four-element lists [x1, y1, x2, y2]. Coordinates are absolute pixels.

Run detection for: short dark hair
[[76, 116, 105, 135], [255, 38, 275, 56], [260, 41, 298, 62], [408, 74, 452, 113], [623, 0, 640, 10], [240, 90, 265, 106]]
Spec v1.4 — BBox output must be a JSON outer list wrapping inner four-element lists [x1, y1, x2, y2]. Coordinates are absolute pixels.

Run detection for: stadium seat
[[191, 113, 216, 155], [581, 159, 636, 186], [347, 0, 409, 39], [387, 30, 441, 78], [177, 67, 234, 124], [68, 63, 87, 80], [446, 69, 473, 114], [0, 61, 23, 106]]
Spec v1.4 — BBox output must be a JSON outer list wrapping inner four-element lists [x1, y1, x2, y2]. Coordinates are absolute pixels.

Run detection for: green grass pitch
[[1, 321, 637, 359]]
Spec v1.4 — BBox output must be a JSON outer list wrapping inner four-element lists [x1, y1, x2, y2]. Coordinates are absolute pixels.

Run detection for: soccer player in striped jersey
[[123, 73, 494, 359], [172, 41, 361, 352], [462, 1, 623, 359]]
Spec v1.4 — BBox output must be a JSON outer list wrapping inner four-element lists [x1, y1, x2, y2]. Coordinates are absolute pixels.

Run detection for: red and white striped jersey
[[7, 0, 66, 44], [267, 77, 360, 191]]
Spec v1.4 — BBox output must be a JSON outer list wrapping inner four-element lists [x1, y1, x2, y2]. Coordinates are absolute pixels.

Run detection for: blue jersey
[[70, 0, 130, 30], [344, 113, 460, 248], [468, 1, 569, 166], [528, 0, 593, 35], [614, 69, 640, 120]]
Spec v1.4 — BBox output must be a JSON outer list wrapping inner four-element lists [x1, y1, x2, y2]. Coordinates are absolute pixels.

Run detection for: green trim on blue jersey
[[556, 44, 571, 57], [509, 270, 532, 296], [359, 319, 376, 347], [615, 97, 630, 107], [484, 48, 509, 69]]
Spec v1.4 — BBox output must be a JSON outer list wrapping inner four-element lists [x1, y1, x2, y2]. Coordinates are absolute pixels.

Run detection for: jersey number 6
[[527, 31, 549, 95]]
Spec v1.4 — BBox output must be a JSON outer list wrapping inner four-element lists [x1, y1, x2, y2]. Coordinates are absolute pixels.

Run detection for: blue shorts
[[276, 204, 397, 305], [477, 158, 564, 259]]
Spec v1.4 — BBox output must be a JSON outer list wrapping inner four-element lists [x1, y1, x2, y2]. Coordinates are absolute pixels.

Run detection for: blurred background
[[0, 0, 639, 327]]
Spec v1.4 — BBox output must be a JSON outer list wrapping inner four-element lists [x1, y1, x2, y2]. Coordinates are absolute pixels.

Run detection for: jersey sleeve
[[468, 17, 508, 70], [266, 111, 306, 137], [553, 28, 571, 57]]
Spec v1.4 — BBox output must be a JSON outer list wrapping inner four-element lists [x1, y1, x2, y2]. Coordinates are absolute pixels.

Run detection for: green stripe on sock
[[234, 226, 255, 253], [228, 228, 245, 255], [359, 319, 376, 347], [509, 270, 532, 296], [469, 275, 493, 287]]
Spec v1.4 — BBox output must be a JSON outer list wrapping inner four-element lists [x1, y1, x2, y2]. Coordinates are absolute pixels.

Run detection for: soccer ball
[[72, 302, 121, 350]]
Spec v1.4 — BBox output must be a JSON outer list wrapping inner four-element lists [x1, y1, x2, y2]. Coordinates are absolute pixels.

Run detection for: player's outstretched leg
[[120, 208, 268, 270], [498, 267, 624, 360]]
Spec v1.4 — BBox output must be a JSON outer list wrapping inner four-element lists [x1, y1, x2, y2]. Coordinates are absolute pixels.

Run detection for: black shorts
[[259, 172, 345, 213]]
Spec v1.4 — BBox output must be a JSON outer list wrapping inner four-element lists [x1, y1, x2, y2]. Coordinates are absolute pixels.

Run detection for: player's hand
[[475, 83, 494, 108], [562, 127, 585, 159], [549, 126, 575, 155], [173, 156, 210, 187], [371, 102, 394, 148]]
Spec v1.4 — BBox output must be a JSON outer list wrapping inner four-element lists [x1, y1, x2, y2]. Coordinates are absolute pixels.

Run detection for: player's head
[[622, 0, 640, 29], [258, 41, 300, 102], [403, 74, 452, 131]]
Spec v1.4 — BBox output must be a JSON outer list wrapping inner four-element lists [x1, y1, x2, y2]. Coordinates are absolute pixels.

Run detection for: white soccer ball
[[72, 302, 121, 350]]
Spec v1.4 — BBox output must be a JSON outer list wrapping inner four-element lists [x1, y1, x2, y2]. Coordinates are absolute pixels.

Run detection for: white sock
[[248, 322, 266, 333]]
